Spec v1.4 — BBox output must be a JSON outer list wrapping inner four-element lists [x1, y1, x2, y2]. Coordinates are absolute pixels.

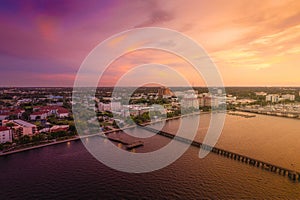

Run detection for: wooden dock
[[107, 134, 144, 150], [228, 111, 256, 118], [126, 141, 144, 150]]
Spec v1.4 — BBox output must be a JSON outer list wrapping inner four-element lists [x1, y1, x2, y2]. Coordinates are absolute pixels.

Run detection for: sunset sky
[[0, 0, 300, 87]]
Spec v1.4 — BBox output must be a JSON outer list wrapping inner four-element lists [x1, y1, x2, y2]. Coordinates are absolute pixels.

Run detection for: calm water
[[1, 113, 300, 199]]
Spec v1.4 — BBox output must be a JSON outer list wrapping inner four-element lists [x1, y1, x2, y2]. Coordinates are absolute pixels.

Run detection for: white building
[[181, 92, 199, 109], [0, 126, 12, 143], [111, 101, 122, 112], [31, 106, 69, 120], [98, 102, 112, 112], [98, 101, 121, 112], [30, 111, 48, 121], [266, 94, 295, 102], [281, 94, 295, 101], [3, 120, 38, 137], [255, 92, 267, 96], [56, 107, 69, 118], [266, 94, 280, 103]]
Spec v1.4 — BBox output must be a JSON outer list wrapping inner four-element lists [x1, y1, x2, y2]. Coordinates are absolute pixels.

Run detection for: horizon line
[[1, 86, 300, 88]]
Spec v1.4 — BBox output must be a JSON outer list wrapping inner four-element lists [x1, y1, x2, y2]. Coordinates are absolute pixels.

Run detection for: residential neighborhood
[[1, 87, 300, 152]]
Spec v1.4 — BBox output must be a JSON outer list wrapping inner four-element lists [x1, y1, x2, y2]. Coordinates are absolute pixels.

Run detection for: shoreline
[[0, 137, 81, 157], [0, 111, 224, 157], [0, 126, 136, 157]]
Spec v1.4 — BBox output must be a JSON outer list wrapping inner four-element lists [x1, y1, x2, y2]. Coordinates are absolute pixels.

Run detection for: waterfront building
[[39, 125, 69, 133], [0, 126, 12, 143], [50, 125, 69, 133], [4, 120, 38, 137], [199, 96, 211, 107], [181, 92, 199, 109]]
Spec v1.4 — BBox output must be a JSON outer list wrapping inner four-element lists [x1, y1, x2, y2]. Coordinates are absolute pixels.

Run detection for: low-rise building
[[0, 126, 12, 143], [255, 92, 267, 96], [98, 101, 121, 112], [0, 113, 9, 120], [266, 94, 280, 103], [56, 107, 69, 118], [50, 125, 69, 133], [6, 120, 38, 137], [0, 109, 24, 120], [30, 111, 48, 121], [98, 102, 111, 112], [266, 94, 295, 102], [281, 94, 295, 101], [31, 106, 69, 120]]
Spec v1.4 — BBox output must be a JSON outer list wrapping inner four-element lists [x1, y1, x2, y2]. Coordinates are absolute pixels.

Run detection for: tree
[[19, 135, 31, 144], [5, 122, 15, 128], [21, 111, 31, 121], [31, 134, 44, 143], [34, 121, 43, 129], [8, 114, 18, 120], [112, 120, 119, 128], [68, 124, 77, 135]]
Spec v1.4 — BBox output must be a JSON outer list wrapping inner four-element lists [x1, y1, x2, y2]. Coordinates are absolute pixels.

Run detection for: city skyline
[[1, 0, 300, 87]]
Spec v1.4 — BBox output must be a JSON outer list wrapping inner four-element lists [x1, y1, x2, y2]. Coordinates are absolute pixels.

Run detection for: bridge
[[139, 125, 300, 182]]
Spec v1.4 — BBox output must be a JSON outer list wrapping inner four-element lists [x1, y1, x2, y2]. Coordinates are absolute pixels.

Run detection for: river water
[[1, 113, 300, 199]]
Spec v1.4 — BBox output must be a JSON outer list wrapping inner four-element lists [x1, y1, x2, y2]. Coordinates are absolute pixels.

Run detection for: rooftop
[[13, 120, 36, 128], [0, 126, 9, 132]]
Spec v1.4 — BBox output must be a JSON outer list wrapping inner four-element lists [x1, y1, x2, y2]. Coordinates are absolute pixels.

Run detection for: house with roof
[[31, 106, 70, 120], [56, 107, 69, 118], [0, 109, 24, 120], [30, 111, 48, 121]]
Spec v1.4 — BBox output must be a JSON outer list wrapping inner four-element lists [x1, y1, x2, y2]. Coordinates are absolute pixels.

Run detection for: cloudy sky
[[1, 0, 300, 86]]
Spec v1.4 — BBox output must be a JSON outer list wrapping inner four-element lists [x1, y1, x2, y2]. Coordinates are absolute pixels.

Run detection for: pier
[[126, 141, 144, 150], [228, 111, 256, 118], [139, 125, 300, 182], [107, 133, 144, 150], [237, 108, 300, 119]]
